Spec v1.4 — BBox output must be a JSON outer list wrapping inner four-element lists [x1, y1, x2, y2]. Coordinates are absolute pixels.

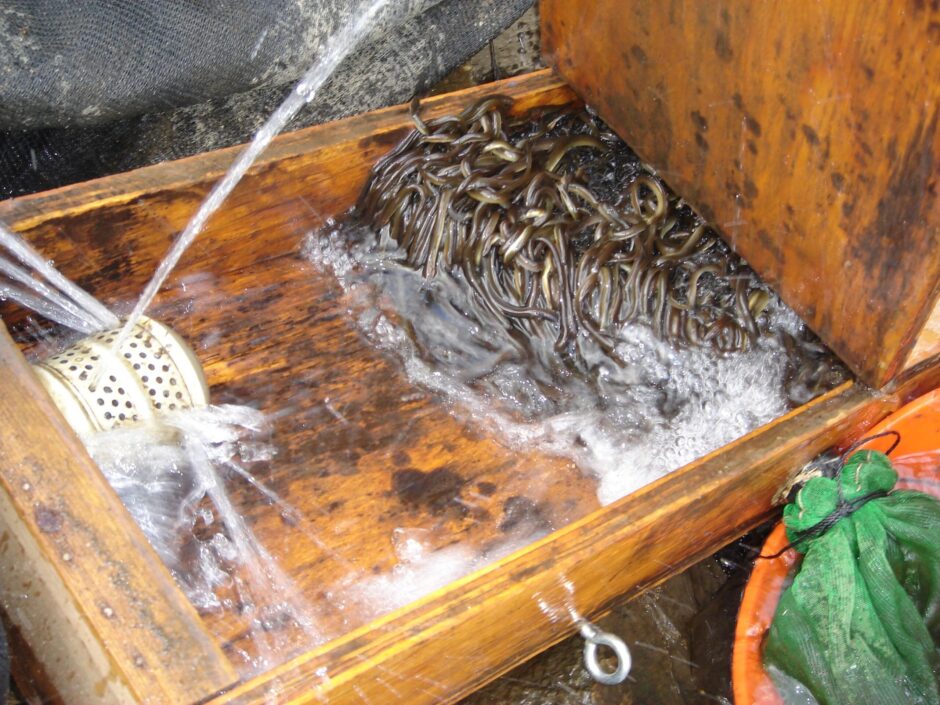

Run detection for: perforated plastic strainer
[[32, 316, 209, 437]]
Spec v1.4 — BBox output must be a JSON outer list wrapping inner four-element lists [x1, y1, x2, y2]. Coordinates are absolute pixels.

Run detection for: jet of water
[[114, 0, 435, 353], [0, 221, 119, 332]]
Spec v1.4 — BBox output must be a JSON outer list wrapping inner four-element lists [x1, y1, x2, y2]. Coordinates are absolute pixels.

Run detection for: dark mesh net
[[0, 0, 533, 196]]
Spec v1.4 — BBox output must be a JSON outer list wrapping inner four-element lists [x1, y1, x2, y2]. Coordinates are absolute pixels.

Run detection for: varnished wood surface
[[541, 1, 940, 388], [205, 364, 940, 705], [0, 325, 238, 703], [0, 66, 937, 704], [0, 70, 595, 695]]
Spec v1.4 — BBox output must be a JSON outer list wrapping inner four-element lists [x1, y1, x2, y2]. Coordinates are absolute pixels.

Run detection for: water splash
[[0, 221, 118, 331], [306, 224, 795, 506], [84, 404, 323, 672]]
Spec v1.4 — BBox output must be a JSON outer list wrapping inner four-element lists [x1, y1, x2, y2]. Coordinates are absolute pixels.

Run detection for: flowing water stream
[[0, 221, 118, 332], [113, 0, 433, 353]]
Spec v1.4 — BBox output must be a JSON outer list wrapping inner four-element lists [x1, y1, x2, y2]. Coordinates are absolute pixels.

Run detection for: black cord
[[759, 430, 901, 559], [760, 489, 889, 559], [838, 430, 901, 465]]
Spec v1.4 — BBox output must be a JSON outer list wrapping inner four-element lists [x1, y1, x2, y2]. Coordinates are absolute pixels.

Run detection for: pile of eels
[[356, 95, 772, 356]]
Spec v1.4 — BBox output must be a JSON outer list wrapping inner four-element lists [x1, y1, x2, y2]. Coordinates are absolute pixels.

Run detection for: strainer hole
[[154, 402, 163, 409], [133, 363, 141, 370], [111, 400, 119, 407], [68, 365, 77, 371], [84, 364, 93, 370], [156, 376, 163, 384], [125, 401, 132, 409], [141, 375, 149, 382], [148, 363, 155, 371], [79, 372, 87, 381], [139, 352, 146, 359], [149, 389, 156, 396], [175, 392, 183, 400], [118, 413, 126, 421], [104, 412, 113, 420], [130, 342, 138, 348], [117, 387, 125, 395], [162, 390, 170, 398], [97, 398, 105, 406], [124, 353, 132, 359], [162, 365, 170, 373], [169, 378, 177, 386], [109, 375, 116, 382], [169, 403, 178, 410], [103, 385, 112, 393]]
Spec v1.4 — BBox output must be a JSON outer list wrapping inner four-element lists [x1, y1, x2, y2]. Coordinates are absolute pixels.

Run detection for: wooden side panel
[[541, 0, 940, 387], [0, 326, 238, 703]]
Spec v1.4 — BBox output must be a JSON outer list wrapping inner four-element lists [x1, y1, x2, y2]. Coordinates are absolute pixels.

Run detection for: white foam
[[341, 528, 538, 621], [306, 225, 792, 506], [84, 403, 323, 673]]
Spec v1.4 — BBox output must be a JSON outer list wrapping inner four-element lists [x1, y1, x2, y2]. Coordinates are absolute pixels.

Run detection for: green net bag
[[764, 447, 940, 705]]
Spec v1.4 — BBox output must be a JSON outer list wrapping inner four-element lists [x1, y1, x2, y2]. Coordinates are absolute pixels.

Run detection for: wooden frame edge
[[0, 324, 238, 703]]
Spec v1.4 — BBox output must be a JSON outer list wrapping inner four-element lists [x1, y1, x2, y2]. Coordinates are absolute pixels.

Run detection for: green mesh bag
[[764, 448, 940, 705]]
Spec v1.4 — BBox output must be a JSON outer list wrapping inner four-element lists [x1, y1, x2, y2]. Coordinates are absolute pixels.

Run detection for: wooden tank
[[0, 3, 937, 701]]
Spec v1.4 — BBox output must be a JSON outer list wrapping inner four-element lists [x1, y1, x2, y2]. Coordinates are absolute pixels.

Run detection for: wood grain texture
[[907, 297, 940, 369], [0, 67, 937, 704], [204, 366, 940, 705], [541, 1, 940, 388], [0, 325, 238, 704]]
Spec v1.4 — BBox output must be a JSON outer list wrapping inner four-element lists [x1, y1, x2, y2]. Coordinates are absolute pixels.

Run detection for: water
[[0, 221, 118, 331], [114, 0, 433, 353], [0, 279, 96, 333], [84, 404, 323, 672], [307, 224, 802, 505]]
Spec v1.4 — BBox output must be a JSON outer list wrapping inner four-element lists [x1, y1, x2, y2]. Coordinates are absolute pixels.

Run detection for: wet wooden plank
[[0, 70, 592, 697], [541, 1, 940, 387], [204, 359, 940, 705], [0, 325, 238, 704]]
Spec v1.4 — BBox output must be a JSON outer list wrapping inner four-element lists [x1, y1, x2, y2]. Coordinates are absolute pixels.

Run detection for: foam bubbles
[[307, 225, 794, 506]]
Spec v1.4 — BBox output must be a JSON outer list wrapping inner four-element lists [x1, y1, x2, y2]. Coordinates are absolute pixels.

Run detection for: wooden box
[[0, 69, 937, 705]]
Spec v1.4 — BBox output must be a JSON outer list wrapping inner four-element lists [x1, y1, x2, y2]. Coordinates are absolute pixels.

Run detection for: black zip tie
[[759, 430, 901, 560]]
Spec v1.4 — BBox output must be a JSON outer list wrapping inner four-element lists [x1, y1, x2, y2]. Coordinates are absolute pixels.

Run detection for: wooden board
[[0, 68, 938, 704], [541, 1, 940, 388]]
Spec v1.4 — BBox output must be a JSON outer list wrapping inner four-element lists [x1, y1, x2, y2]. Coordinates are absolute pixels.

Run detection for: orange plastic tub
[[732, 388, 940, 705]]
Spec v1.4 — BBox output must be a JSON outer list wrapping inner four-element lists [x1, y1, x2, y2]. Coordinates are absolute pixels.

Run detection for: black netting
[[0, 0, 533, 196]]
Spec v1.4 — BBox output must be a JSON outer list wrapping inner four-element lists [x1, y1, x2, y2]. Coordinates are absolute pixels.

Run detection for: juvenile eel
[[355, 94, 767, 356]]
